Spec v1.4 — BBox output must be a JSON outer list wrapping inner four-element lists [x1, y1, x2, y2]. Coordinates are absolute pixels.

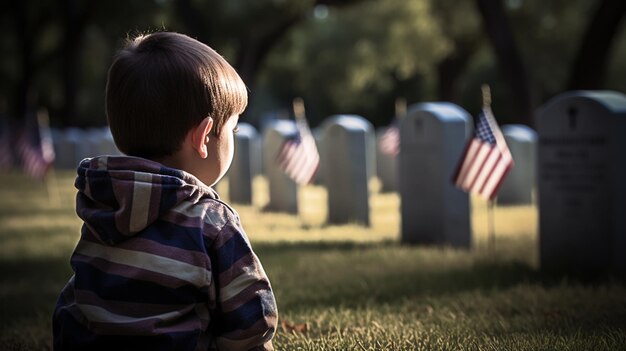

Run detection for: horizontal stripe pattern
[[73, 289, 208, 320], [275, 116, 319, 185], [379, 125, 400, 157], [71, 258, 208, 303], [75, 240, 210, 288], [54, 156, 277, 351], [15, 112, 55, 180], [453, 107, 513, 200]]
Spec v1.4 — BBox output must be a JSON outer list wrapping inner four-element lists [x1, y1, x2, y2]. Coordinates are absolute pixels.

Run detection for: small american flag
[[378, 124, 400, 157], [276, 99, 319, 185], [16, 110, 55, 180], [378, 98, 406, 158], [453, 107, 513, 200]]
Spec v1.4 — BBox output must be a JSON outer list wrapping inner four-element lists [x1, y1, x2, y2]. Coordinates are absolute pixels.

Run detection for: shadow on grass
[[253, 240, 624, 311], [0, 257, 72, 329], [254, 239, 399, 254], [2, 240, 623, 331]]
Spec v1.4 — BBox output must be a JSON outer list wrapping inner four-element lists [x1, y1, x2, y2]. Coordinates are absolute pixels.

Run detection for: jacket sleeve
[[207, 218, 278, 351]]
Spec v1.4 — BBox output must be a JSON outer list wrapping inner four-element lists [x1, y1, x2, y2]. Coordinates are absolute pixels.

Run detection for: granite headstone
[[229, 122, 258, 204], [537, 90, 626, 274], [320, 115, 376, 182], [53, 128, 89, 169], [399, 103, 472, 247], [262, 119, 299, 213], [498, 124, 537, 205], [321, 115, 373, 225]]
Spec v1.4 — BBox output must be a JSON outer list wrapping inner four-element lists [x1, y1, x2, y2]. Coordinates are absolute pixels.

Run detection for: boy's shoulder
[[170, 194, 241, 235], [167, 196, 250, 252]]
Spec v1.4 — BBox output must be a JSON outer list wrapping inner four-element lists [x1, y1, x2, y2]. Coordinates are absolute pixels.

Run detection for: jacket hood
[[75, 156, 218, 245]]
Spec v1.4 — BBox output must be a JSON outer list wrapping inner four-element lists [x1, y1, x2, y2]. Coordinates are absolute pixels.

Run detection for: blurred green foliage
[[259, 0, 451, 126], [0, 0, 624, 128]]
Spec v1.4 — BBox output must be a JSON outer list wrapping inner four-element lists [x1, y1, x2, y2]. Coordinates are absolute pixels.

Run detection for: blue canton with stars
[[475, 111, 496, 145]]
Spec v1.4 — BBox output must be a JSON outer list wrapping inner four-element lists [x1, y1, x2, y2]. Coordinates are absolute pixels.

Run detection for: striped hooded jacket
[[53, 156, 277, 351]]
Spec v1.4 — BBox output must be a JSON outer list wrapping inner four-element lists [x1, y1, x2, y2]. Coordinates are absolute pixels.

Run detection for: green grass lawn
[[1, 171, 625, 350]]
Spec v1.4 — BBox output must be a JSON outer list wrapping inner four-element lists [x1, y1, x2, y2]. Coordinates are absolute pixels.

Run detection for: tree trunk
[[174, 0, 214, 45], [437, 40, 478, 102], [14, 0, 34, 122], [475, 0, 533, 125], [62, 0, 80, 127], [235, 0, 367, 90], [234, 15, 302, 90], [567, 0, 626, 90], [176, 0, 367, 95]]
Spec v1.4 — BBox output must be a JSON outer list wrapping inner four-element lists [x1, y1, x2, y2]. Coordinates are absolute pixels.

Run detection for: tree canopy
[[1, 0, 624, 128]]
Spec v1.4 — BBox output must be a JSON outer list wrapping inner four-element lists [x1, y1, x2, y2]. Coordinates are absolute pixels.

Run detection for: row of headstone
[[231, 91, 626, 276], [235, 103, 530, 246], [51, 127, 121, 169], [375, 123, 539, 203], [396, 91, 626, 274], [254, 103, 474, 246], [257, 115, 374, 225]]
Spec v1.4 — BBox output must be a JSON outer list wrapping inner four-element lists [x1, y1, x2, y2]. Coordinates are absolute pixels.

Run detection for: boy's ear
[[191, 116, 214, 159]]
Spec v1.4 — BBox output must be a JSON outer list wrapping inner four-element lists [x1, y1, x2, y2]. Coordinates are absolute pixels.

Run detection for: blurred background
[[0, 0, 625, 129]]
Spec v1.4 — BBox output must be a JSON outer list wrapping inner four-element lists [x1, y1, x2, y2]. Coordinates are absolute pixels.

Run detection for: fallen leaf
[[281, 319, 309, 334]]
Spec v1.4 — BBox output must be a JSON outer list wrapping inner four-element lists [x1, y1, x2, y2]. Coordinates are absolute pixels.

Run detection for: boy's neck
[[154, 143, 212, 187]]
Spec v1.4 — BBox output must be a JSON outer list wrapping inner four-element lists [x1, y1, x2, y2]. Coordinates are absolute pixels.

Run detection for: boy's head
[[105, 32, 247, 161]]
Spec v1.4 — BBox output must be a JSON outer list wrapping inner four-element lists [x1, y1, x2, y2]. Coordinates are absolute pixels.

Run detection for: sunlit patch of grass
[[217, 176, 538, 266], [470, 196, 539, 267], [217, 176, 400, 243]]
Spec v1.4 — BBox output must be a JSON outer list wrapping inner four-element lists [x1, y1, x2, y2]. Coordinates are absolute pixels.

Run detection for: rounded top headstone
[[64, 127, 85, 142], [50, 127, 62, 141], [502, 124, 537, 142], [322, 115, 373, 134], [401, 102, 472, 143], [235, 122, 258, 139], [539, 90, 626, 117], [407, 102, 471, 123], [263, 119, 297, 137], [102, 128, 114, 140]]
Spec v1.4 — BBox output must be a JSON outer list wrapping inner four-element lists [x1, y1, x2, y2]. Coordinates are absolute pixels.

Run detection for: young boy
[[53, 32, 277, 351]]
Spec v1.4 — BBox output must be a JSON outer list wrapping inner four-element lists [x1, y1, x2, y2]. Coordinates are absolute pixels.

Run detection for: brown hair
[[105, 32, 248, 159]]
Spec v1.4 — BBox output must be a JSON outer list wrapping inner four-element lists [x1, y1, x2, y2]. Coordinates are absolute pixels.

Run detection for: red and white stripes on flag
[[16, 111, 56, 180], [453, 107, 513, 200], [276, 117, 320, 185], [378, 124, 400, 157], [379, 96, 406, 158]]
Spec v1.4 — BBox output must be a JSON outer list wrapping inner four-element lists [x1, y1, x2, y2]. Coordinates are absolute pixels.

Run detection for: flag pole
[[37, 109, 60, 207], [394, 97, 407, 119], [481, 84, 496, 256], [293, 97, 306, 122], [481, 84, 491, 111], [488, 196, 497, 256], [291, 97, 308, 226]]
